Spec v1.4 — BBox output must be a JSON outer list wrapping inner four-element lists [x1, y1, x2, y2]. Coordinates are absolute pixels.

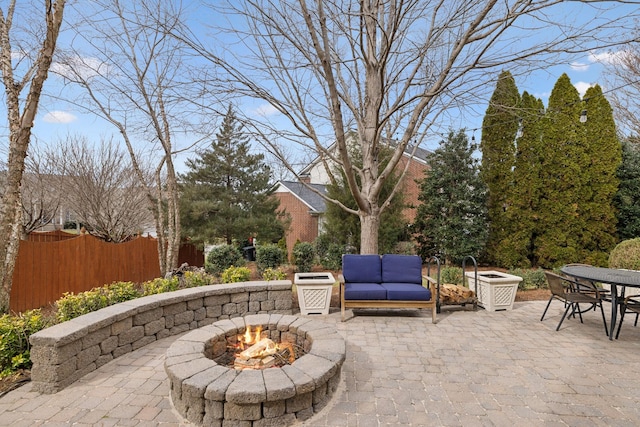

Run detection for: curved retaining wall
[[29, 281, 293, 394]]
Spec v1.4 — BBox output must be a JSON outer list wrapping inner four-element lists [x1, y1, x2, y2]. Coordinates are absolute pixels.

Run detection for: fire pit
[[165, 314, 346, 426]]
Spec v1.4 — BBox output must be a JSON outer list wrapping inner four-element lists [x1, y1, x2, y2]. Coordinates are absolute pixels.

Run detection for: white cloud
[[588, 50, 628, 66], [42, 111, 78, 124], [570, 62, 589, 72], [574, 81, 593, 97], [51, 56, 111, 80], [253, 103, 280, 117]]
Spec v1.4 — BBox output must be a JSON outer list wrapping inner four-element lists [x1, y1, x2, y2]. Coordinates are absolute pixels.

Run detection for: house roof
[[299, 136, 432, 176], [277, 181, 327, 213]]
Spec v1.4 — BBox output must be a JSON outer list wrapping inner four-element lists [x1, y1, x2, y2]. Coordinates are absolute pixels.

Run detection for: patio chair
[[541, 271, 609, 335], [563, 263, 611, 301], [614, 296, 640, 339]]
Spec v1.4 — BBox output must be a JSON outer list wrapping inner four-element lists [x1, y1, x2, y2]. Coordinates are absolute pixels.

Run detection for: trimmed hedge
[[609, 238, 640, 270]]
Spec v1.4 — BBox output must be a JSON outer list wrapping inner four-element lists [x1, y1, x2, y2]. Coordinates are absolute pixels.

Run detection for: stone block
[[286, 391, 312, 414], [194, 307, 206, 321], [170, 323, 190, 335], [188, 298, 204, 310], [205, 369, 239, 401], [249, 301, 261, 312], [119, 325, 145, 346], [95, 354, 113, 368], [111, 317, 132, 335], [263, 367, 296, 401], [77, 344, 101, 369], [132, 335, 156, 350], [100, 336, 119, 354], [174, 310, 195, 326], [112, 343, 132, 358], [236, 302, 249, 314], [230, 293, 249, 303], [207, 305, 223, 318], [144, 318, 166, 336], [260, 300, 275, 311], [262, 400, 286, 418], [204, 399, 224, 424], [281, 365, 315, 394], [226, 369, 266, 404], [204, 294, 231, 307], [249, 291, 268, 302], [224, 402, 262, 421], [222, 303, 238, 315], [254, 413, 297, 427], [81, 326, 111, 350], [133, 307, 163, 326], [164, 301, 187, 316]]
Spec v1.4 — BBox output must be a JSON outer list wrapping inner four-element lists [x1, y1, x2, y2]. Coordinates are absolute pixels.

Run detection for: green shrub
[[142, 276, 180, 295], [221, 266, 251, 283], [609, 238, 640, 270], [277, 238, 288, 261], [0, 309, 50, 376], [508, 268, 547, 290], [182, 270, 212, 287], [256, 244, 284, 273], [261, 267, 287, 281], [440, 266, 464, 286], [206, 245, 245, 275], [393, 241, 416, 255], [292, 242, 315, 272], [314, 234, 332, 260], [56, 281, 140, 322], [320, 243, 344, 270]]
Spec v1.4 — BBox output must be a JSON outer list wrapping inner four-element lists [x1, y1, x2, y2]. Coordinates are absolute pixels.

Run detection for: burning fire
[[233, 325, 295, 369]]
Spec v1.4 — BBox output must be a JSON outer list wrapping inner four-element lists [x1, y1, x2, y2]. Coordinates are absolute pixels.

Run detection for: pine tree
[[414, 130, 487, 265], [498, 92, 545, 268], [480, 71, 521, 264], [615, 137, 640, 239], [179, 106, 286, 246]]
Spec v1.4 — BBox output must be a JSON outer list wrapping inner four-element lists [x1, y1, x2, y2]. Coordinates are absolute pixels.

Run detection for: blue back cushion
[[342, 255, 382, 283], [381, 254, 422, 284]]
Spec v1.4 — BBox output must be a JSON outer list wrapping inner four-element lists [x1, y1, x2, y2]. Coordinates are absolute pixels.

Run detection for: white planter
[[294, 272, 335, 315], [465, 271, 523, 311]]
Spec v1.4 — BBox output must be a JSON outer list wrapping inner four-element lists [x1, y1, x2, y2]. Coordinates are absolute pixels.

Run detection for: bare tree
[[180, 0, 640, 254], [20, 145, 63, 236], [0, 0, 65, 308], [52, 135, 154, 242], [602, 44, 640, 137], [54, 0, 212, 273]]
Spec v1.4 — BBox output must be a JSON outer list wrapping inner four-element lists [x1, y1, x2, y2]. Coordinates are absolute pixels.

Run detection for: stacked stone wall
[[29, 281, 293, 394]]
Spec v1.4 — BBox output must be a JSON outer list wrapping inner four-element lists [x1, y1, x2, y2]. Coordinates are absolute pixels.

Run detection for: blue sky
[[4, 2, 635, 173]]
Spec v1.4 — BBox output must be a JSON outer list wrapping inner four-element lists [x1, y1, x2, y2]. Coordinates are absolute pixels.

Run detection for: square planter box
[[294, 272, 335, 315], [465, 271, 523, 311]]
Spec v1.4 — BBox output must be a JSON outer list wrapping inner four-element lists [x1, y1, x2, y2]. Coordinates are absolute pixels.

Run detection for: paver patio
[[1, 300, 640, 426]]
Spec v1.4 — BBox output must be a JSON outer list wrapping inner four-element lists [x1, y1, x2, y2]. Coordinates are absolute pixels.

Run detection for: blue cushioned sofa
[[339, 254, 437, 322]]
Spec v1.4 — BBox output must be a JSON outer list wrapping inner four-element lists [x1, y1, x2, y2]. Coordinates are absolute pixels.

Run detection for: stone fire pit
[[165, 314, 346, 426]]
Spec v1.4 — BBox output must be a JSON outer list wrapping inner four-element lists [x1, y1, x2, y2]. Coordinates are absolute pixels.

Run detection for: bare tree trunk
[[359, 211, 381, 255], [0, 0, 66, 310]]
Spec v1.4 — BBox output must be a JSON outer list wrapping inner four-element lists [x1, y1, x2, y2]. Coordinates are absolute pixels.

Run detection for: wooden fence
[[10, 234, 204, 313]]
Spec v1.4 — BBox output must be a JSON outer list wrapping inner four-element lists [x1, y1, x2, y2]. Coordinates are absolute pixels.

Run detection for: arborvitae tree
[[179, 106, 287, 246], [574, 85, 620, 264], [480, 71, 521, 264], [615, 137, 640, 240], [414, 130, 487, 265], [498, 92, 545, 268], [535, 74, 586, 267], [322, 145, 408, 254]]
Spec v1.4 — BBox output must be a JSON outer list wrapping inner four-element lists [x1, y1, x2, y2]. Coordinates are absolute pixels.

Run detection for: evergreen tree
[[535, 74, 583, 266], [615, 137, 640, 240], [498, 92, 545, 268], [179, 106, 286, 246], [414, 130, 487, 265], [573, 85, 620, 265], [321, 145, 408, 254], [480, 71, 521, 264]]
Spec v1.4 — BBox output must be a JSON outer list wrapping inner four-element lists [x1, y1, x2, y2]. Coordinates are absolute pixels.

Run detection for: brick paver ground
[[2, 300, 640, 426]]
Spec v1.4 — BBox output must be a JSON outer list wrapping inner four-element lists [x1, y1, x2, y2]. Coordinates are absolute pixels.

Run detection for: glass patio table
[[560, 265, 640, 340]]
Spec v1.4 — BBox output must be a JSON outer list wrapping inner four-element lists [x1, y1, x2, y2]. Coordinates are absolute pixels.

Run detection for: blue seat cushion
[[342, 254, 382, 283], [344, 282, 387, 300], [381, 283, 432, 301], [381, 254, 422, 285]]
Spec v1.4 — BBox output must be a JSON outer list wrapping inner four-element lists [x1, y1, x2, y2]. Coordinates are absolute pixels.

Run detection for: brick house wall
[[275, 190, 320, 260], [398, 155, 429, 223]]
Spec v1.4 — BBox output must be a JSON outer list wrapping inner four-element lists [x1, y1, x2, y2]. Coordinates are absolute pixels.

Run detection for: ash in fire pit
[[165, 314, 345, 426]]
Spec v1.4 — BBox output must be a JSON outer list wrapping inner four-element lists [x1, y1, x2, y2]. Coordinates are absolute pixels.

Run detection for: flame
[[239, 325, 262, 349]]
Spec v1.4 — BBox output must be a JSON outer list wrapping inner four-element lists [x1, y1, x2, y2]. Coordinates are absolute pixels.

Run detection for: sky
[[2, 1, 636, 174]]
